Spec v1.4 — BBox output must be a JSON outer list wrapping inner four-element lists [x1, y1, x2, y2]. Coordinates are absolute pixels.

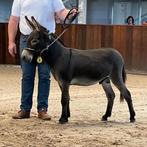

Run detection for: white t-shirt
[[11, 0, 65, 35]]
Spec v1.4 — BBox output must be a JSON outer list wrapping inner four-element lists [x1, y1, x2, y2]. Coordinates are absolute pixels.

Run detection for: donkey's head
[[21, 16, 50, 63]]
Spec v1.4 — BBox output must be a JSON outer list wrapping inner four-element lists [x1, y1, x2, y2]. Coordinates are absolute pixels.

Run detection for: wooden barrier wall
[[1, 23, 147, 71], [0, 23, 19, 64]]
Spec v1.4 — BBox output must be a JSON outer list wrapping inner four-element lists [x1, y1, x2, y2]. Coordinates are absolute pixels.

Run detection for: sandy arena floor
[[0, 65, 147, 147]]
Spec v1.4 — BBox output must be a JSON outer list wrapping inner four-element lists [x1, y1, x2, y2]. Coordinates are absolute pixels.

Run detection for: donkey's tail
[[120, 65, 127, 102], [122, 65, 127, 84]]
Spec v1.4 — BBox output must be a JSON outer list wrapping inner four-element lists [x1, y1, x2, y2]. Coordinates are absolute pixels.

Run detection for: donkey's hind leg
[[111, 75, 136, 122], [120, 86, 135, 122], [101, 78, 115, 121]]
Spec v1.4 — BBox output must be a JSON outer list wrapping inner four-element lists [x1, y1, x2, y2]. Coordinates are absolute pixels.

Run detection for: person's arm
[[56, 9, 69, 21], [8, 16, 19, 57]]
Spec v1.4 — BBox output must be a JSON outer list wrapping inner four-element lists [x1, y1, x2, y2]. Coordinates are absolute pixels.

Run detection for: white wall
[[86, 0, 112, 24], [113, 1, 139, 24], [0, 0, 12, 22], [141, 1, 147, 23]]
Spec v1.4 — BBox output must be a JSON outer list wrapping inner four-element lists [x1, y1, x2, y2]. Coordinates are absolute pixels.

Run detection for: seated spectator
[[126, 16, 134, 25]]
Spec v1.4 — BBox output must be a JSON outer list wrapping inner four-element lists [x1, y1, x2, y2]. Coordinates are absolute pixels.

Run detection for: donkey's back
[[68, 48, 124, 86]]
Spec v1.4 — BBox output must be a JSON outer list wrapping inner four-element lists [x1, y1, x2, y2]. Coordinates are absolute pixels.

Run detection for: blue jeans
[[19, 35, 51, 111]]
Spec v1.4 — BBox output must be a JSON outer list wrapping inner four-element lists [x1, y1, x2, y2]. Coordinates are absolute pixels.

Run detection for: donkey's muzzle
[[21, 48, 34, 63]]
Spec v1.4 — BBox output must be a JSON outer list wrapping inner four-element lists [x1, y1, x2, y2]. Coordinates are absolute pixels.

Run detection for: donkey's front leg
[[101, 78, 115, 121], [59, 82, 70, 124]]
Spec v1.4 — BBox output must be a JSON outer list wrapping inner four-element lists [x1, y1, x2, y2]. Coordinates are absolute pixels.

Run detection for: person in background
[[126, 16, 135, 25], [142, 21, 147, 25], [8, 0, 77, 120]]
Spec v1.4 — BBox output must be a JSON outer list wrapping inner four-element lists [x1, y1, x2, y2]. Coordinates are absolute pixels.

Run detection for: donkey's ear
[[31, 16, 48, 31], [25, 16, 36, 30], [31, 16, 40, 31]]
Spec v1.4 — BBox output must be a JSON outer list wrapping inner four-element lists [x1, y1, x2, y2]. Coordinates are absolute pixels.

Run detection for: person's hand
[[64, 8, 79, 26], [8, 42, 17, 57], [68, 8, 79, 20]]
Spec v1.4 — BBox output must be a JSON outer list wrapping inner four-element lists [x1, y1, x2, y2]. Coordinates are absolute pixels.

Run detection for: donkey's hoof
[[59, 118, 68, 124], [101, 116, 108, 121], [130, 118, 135, 123]]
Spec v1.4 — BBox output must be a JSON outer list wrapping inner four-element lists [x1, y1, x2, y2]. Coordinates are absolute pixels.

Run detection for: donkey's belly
[[70, 77, 99, 86]]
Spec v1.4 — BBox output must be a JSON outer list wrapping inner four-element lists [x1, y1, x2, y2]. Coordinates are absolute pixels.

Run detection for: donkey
[[21, 16, 136, 124]]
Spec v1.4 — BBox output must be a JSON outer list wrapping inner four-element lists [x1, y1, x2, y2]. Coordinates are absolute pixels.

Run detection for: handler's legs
[[12, 35, 35, 119]]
